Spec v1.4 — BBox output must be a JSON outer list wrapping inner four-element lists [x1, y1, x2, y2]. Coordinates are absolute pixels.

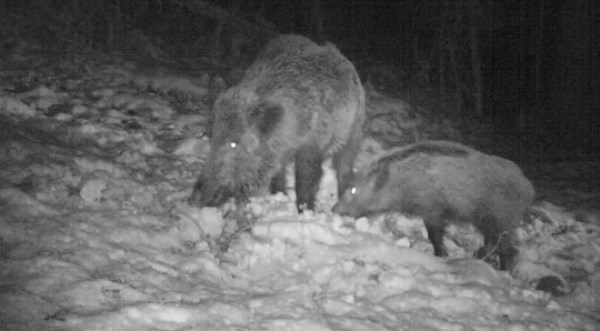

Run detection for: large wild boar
[[191, 34, 365, 211], [333, 140, 535, 270]]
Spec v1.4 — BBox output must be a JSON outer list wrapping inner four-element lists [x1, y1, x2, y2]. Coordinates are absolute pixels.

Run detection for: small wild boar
[[333, 140, 535, 270]]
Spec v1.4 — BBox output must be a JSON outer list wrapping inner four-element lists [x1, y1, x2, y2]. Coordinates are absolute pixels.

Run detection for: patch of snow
[[0, 59, 597, 331], [0, 96, 37, 117], [79, 178, 107, 202]]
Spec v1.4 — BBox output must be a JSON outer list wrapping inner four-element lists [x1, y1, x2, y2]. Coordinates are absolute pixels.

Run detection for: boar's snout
[[190, 178, 233, 207], [332, 200, 354, 217]]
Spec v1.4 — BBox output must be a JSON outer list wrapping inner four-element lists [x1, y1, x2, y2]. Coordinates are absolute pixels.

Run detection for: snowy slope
[[0, 57, 598, 331]]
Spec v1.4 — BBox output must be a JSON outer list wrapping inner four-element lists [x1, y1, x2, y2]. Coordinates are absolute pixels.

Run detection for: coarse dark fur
[[191, 34, 366, 212], [333, 140, 535, 270]]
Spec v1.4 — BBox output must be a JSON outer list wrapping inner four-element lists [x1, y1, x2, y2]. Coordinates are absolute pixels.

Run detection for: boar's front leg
[[294, 145, 324, 212], [424, 218, 448, 257], [270, 167, 287, 195], [332, 128, 362, 197]]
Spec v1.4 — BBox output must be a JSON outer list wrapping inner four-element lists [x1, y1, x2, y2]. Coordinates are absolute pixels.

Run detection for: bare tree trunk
[[437, 2, 448, 100], [447, 43, 463, 114], [450, 1, 464, 114], [306, 0, 325, 42], [106, 0, 123, 49], [551, 0, 594, 140], [469, 0, 483, 118], [519, 0, 546, 134], [438, 48, 446, 98], [534, 0, 545, 115]]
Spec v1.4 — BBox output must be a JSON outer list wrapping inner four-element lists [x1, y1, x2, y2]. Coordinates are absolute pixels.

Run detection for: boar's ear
[[249, 102, 284, 136]]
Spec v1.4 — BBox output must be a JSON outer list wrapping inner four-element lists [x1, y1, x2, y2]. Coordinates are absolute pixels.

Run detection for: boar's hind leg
[[189, 178, 204, 205], [294, 145, 324, 212], [333, 130, 362, 196], [424, 219, 447, 257], [476, 225, 517, 271], [497, 246, 517, 271], [270, 168, 286, 195]]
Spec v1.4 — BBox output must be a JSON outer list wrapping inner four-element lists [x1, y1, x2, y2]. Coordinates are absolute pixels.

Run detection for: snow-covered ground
[[0, 56, 598, 330]]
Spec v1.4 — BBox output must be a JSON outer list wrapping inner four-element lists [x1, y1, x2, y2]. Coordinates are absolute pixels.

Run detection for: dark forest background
[[1, 0, 598, 152]]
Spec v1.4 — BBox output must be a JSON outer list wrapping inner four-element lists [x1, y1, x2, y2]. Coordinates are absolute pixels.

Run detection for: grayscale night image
[[0, 1, 598, 329]]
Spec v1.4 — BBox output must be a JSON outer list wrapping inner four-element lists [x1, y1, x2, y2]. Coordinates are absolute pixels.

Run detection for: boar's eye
[[229, 142, 238, 149], [350, 187, 357, 195]]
